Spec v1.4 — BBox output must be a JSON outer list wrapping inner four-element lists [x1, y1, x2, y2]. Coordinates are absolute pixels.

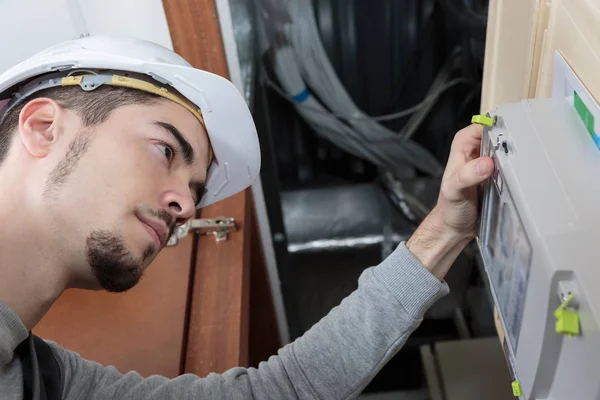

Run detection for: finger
[[447, 156, 494, 199], [451, 124, 483, 151], [448, 124, 484, 169]]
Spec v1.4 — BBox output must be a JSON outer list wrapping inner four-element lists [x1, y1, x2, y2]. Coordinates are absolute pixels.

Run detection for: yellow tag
[[471, 114, 495, 127], [512, 380, 522, 397], [554, 293, 580, 337], [556, 310, 580, 336]]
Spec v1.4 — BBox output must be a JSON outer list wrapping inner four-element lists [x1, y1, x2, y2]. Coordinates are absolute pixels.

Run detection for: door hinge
[[166, 217, 237, 246]]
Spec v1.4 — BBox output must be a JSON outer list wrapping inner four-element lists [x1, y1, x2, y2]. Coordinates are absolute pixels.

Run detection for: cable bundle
[[257, 0, 477, 178]]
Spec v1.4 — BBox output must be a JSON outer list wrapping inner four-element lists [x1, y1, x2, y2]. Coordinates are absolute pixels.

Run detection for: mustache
[[145, 208, 176, 238]]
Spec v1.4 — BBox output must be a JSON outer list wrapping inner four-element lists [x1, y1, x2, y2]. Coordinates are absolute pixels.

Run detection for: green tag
[[555, 310, 580, 336], [512, 380, 522, 397], [554, 292, 580, 337], [574, 91, 595, 136]]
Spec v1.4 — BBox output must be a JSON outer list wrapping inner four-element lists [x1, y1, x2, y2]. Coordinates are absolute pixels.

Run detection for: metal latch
[[495, 133, 509, 154], [166, 217, 237, 246]]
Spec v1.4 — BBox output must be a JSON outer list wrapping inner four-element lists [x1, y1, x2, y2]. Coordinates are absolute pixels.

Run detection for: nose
[[160, 187, 196, 226]]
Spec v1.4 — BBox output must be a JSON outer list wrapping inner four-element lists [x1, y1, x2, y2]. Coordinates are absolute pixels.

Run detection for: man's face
[[33, 98, 210, 292]]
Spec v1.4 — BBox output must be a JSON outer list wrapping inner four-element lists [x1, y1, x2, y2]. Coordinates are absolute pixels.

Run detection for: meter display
[[480, 136, 532, 352]]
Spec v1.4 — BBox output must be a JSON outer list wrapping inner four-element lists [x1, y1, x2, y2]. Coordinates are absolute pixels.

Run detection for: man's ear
[[18, 98, 61, 158]]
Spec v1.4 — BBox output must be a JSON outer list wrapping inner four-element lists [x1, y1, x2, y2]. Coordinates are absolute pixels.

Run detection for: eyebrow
[[153, 121, 195, 165], [153, 121, 206, 206]]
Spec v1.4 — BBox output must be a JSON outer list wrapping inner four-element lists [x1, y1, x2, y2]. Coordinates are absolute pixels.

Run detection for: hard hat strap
[[1, 69, 213, 164]]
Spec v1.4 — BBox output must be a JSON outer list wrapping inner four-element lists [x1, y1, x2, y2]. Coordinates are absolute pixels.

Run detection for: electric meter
[[477, 98, 600, 399]]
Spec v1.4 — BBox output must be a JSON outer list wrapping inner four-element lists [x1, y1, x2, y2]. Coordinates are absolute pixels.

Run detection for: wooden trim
[[162, 0, 230, 76], [163, 0, 252, 375], [183, 190, 252, 375]]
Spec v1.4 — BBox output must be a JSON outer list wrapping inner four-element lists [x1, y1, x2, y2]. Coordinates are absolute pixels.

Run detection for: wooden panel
[[34, 237, 195, 378], [184, 190, 252, 375], [162, 0, 229, 76], [480, 0, 540, 112]]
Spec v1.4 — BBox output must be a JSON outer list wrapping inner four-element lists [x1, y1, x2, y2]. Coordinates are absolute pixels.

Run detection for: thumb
[[455, 156, 494, 191]]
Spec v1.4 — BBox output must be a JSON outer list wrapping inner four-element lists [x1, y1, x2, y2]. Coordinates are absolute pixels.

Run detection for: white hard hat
[[0, 34, 261, 208]]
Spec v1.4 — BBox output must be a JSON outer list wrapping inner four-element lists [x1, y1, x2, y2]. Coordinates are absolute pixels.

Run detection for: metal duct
[[281, 183, 415, 254], [282, 182, 476, 322]]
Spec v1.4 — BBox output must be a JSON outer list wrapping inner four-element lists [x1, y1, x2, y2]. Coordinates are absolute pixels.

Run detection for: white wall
[[0, 0, 172, 74]]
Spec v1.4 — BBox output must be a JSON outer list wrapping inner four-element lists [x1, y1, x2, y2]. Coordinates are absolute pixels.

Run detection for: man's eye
[[157, 143, 174, 161]]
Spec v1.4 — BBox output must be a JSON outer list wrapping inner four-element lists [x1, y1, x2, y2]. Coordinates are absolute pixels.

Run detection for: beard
[[41, 132, 177, 292], [85, 206, 174, 293], [85, 230, 154, 293]]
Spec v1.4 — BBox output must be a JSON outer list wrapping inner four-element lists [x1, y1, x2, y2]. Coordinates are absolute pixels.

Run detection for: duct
[[281, 183, 415, 254], [282, 182, 475, 322]]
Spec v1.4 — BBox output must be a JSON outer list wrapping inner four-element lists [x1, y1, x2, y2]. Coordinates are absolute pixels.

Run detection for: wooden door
[[34, 0, 256, 379]]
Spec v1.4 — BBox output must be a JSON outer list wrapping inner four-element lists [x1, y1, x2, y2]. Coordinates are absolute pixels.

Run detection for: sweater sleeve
[[49, 242, 449, 400]]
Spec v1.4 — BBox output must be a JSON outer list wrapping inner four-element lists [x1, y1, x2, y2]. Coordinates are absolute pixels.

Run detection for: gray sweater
[[0, 243, 448, 399]]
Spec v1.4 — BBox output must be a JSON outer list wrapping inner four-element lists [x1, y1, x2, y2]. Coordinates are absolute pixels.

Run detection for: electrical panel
[[478, 97, 600, 399]]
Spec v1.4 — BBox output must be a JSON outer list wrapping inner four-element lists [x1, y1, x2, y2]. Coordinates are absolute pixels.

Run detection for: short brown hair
[[0, 85, 161, 164]]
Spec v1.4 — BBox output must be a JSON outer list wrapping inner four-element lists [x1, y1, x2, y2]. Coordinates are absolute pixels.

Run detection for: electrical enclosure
[[478, 97, 600, 399]]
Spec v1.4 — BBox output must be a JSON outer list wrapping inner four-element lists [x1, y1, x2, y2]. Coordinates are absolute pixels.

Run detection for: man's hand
[[437, 123, 495, 236], [407, 124, 494, 280]]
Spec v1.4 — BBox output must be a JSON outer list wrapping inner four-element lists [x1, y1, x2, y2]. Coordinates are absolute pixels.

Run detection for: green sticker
[[574, 91, 595, 136]]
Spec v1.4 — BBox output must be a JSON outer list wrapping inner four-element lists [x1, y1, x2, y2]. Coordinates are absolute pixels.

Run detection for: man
[[0, 35, 494, 399]]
